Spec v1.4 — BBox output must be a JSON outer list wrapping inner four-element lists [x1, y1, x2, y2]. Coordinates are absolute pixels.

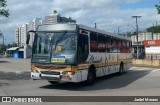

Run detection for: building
[[15, 18, 42, 47], [14, 11, 76, 58], [15, 11, 76, 48], [15, 27, 20, 47], [43, 10, 76, 24], [131, 32, 160, 58], [144, 40, 160, 59]]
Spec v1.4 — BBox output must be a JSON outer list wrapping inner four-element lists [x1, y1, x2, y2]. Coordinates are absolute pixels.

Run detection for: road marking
[[136, 68, 150, 70], [15, 71, 21, 75], [151, 69, 160, 72]]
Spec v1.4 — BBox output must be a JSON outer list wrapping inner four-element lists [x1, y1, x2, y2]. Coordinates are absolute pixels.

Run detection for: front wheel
[[84, 70, 95, 86]]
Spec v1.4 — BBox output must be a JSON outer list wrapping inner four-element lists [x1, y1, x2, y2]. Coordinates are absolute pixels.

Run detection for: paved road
[[0, 58, 160, 105]]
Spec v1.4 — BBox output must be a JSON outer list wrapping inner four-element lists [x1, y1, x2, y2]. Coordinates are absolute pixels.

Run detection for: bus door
[[78, 30, 89, 64]]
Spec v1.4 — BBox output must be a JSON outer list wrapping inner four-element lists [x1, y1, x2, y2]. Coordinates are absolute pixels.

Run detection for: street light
[[127, 24, 136, 30], [132, 16, 142, 59]]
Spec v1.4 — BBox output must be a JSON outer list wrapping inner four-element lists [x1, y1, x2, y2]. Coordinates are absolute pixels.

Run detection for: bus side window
[[117, 39, 122, 53], [105, 35, 111, 53], [98, 34, 105, 52], [90, 32, 98, 52], [78, 33, 89, 63], [111, 37, 118, 53]]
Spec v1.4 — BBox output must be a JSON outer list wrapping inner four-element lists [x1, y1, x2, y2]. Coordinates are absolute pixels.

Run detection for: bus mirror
[[26, 30, 35, 45], [26, 34, 30, 45]]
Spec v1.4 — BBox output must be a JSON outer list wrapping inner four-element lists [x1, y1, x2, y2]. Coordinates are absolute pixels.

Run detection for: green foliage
[[0, 44, 6, 54], [146, 25, 160, 33], [0, 0, 9, 17], [0, 43, 17, 54]]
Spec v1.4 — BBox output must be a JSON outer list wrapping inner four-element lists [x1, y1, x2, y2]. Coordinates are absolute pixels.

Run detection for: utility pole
[[118, 27, 120, 35], [132, 16, 142, 59], [95, 23, 97, 28]]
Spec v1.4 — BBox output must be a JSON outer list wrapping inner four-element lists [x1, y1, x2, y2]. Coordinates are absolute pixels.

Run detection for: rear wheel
[[119, 63, 124, 75], [48, 81, 59, 85]]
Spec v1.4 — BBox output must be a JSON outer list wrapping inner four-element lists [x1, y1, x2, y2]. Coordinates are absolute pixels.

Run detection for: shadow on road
[[0, 71, 31, 80], [0, 61, 10, 63], [0, 82, 9, 86], [40, 70, 151, 91]]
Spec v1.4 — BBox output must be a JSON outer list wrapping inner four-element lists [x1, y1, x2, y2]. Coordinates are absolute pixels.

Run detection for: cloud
[[0, 0, 53, 43], [0, 0, 159, 44], [123, 0, 142, 4]]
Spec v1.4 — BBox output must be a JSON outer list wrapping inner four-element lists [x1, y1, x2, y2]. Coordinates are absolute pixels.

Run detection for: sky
[[0, 0, 160, 44]]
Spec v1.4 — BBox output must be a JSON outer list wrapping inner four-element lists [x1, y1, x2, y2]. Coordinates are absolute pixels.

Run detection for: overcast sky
[[0, 0, 160, 44]]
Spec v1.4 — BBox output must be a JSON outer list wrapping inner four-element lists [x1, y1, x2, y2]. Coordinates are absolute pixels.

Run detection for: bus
[[26, 23, 132, 85]]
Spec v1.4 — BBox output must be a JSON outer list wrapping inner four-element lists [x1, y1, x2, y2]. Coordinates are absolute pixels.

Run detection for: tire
[[119, 63, 124, 75], [84, 70, 95, 86], [48, 81, 59, 85]]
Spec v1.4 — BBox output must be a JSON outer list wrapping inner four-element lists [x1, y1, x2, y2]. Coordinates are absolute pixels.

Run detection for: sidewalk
[[0, 58, 31, 72]]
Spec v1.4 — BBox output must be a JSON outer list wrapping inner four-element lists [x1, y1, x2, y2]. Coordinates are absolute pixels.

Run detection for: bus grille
[[41, 71, 60, 75]]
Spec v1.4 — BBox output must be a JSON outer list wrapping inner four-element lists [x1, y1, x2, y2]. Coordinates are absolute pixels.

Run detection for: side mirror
[[26, 30, 35, 45]]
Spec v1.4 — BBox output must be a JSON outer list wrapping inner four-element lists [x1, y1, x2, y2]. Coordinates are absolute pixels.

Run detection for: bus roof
[[37, 23, 131, 41], [78, 24, 131, 41]]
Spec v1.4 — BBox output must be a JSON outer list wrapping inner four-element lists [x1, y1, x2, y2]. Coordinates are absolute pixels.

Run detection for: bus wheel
[[119, 63, 124, 75], [84, 70, 95, 86], [48, 81, 59, 85]]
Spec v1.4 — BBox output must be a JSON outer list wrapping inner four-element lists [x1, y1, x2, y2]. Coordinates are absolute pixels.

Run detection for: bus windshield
[[33, 33, 52, 55], [51, 32, 77, 64], [32, 32, 77, 64]]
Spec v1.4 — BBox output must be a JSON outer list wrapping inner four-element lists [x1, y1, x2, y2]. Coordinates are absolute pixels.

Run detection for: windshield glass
[[32, 33, 52, 55], [51, 32, 77, 64], [32, 32, 77, 64]]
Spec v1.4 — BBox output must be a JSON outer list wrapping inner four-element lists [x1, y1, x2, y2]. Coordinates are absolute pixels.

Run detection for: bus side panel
[[71, 69, 88, 82], [88, 52, 120, 77]]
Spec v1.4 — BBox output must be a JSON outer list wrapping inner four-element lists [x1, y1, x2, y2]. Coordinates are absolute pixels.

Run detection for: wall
[[132, 59, 160, 67]]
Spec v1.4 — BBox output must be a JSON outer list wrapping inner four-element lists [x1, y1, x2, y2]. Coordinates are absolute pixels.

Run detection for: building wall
[[20, 24, 27, 47], [15, 18, 42, 47], [131, 32, 160, 58]]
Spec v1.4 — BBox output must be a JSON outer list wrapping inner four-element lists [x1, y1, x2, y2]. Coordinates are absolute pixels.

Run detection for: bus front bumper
[[31, 70, 78, 82]]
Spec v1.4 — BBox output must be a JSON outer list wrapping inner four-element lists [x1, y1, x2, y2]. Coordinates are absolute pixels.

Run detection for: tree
[[146, 25, 160, 33], [0, 44, 6, 54], [0, 0, 9, 17]]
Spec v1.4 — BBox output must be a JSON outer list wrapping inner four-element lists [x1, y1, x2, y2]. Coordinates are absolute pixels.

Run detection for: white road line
[[151, 69, 160, 72], [136, 68, 150, 70]]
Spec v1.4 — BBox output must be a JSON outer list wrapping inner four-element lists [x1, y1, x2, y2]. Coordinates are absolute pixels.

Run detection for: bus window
[[126, 41, 129, 47], [78, 33, 89, 63], [105, 35, 111, 52], [90, 32, 98, 52], [98, 34, 105, 52], [120, 40, 127, 53], [117, 39, 122, 48], [122, 40, 126, 46], [111, 37, 118, 53]]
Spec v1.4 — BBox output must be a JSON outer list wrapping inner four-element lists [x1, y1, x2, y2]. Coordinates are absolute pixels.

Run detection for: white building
[[15, 18, 42, 47], [131, 32, 160, 58], [15, 18, 42, 58]]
